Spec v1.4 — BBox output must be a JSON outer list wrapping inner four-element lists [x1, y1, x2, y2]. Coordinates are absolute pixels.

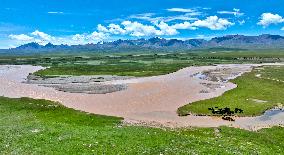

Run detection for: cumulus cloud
[[31, 30, 54, 41], [8, 34, 34, 41], [54, 31, 108, 45], [66, 32, 108, 45], [98, 15, 233, 37], [88, 31, 109, 41], [155, 21, 179, 35], [97, 24, 109, 32], [191, 16, 234, 30], [71, 34, 86, 41], [98, 21, 179, 37], [9, 30, 108, 46], [257, 13, 284, 27], [172, 16, 234, 30], [121, 21, 162, 37], [98, 24, 126, 35], [217, 8, 244, 17], [281, 27, 284, 31], [107, 24, 126, 35]]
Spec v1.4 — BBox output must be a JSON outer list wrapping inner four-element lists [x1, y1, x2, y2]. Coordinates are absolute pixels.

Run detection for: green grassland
[[1, 51, 284, 154], [0, 96, 284, 154], [257, 66, 284, 81], [178, 66, 284, 116], [0, 50, 281, 77]]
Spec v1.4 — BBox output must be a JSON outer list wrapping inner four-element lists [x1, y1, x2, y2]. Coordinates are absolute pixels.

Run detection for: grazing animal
[[208, 106, 244, 121]]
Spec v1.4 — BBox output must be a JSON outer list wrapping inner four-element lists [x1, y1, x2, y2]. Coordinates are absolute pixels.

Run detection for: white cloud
[[129, 13, 155, 21], [8, 34, 34, 41], [9, 30, 108, 46], [72, 34, 86, 41], [58, 32, 108, 45], [167, 8, 195, 13], [191, 16, 234, 30], [31, 30, 54, 41], [217, 8, 244, 17], [257, 13, 284, 27], [121, 21, 162, 37], [87, 31, 108, 41], [129, 8, 202, 23], [59, 32, 108, 45], [172, 22, 197, 30], [97, 24, 108, 32], [98, 20, 181, 37], [48, 11, 64, 14], [160, 13, 200, 22], [129, 12, 198, 22], [100, 16, 233, 38], [107, 24, 126, 35], [203, 7, 211, 10], [172, 16, 234, 30], [98, 24, 126, 35], [99, 21, 180, 37], [155, 21, 179, 35], [281, 27, 284, 31]]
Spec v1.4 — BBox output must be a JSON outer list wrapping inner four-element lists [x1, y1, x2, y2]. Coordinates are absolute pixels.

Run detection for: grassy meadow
[[1, 50, 283, 77], [178, 66, 284, 116], [0, 96, 284, 154]]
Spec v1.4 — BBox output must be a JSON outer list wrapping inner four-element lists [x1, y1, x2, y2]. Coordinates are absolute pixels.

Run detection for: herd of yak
[[208, 107, 244, 121]]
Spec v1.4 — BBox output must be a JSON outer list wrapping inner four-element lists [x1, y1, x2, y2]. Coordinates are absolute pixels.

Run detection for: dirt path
[[0, 64, 283, 130]]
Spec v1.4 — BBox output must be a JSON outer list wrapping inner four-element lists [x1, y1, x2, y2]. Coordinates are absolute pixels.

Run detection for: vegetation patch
[[178, 66, 284, 116], [1, 96, 284, 154], [1, 51, 282, 77]]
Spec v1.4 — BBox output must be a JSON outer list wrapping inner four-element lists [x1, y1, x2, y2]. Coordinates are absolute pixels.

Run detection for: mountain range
[[2, 34, 284, 55]]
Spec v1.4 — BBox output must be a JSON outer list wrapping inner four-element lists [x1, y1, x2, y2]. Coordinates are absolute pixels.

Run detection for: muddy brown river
[[0, 64, 283, 130]]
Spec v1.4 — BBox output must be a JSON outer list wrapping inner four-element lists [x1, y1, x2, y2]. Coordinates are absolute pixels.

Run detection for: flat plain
[[0, 50, 284, 154]]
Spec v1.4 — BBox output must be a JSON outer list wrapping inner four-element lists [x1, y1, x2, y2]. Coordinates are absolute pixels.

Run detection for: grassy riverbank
[[0, 96, 284, 154], [178, 66, 284, 116]]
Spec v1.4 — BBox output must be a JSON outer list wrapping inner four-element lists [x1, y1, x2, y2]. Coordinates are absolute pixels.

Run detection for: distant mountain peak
[[16, 42, 42, 49], [11, 34, 284, 52]]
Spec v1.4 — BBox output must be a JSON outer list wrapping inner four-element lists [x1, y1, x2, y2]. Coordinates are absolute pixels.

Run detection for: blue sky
[[1, 0, 284, 49]]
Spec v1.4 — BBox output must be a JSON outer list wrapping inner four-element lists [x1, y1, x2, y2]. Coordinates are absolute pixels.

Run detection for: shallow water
[[193, 73, 207, 79], [234, 108, 284, 130], [257, 109, 284, 121]]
